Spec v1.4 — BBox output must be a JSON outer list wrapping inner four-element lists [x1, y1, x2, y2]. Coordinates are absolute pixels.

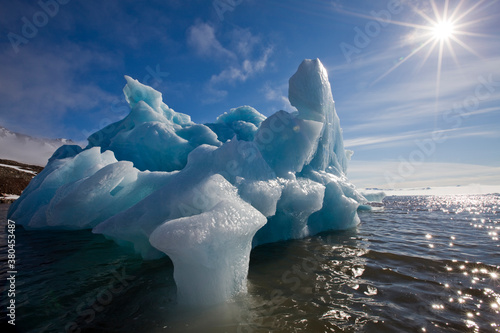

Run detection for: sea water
[[1, 195, 499, 332]]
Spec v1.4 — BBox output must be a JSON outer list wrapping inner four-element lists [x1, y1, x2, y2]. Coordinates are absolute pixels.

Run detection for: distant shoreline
[[363, 185, 500, 196], [0, 159, 43, 203]]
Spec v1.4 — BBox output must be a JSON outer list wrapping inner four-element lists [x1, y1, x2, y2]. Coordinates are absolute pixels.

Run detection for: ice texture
[[87, 76, 220, 172], [8, 147, 171, 230], [149, 179, 266, 305], [254, 111, 323, 177], [207, 105, 265, 142], [8, 59, 376, 306]]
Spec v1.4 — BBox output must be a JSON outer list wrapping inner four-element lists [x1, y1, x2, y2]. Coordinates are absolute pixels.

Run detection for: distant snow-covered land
[[363, 184, 500, 196], [0, 126, 79, 166]]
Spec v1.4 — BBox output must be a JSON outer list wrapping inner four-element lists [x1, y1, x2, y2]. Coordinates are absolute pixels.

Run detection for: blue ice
[[8, 59, 376, 306]]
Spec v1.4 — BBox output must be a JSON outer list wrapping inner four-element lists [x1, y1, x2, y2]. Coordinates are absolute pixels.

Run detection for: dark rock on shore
[[0, 159, 43, 203]]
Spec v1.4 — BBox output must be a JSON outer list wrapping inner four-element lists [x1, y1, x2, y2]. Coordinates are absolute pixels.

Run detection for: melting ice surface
[[8, 59, 374, 306]]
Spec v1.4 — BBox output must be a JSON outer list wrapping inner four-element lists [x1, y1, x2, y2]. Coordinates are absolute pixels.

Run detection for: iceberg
[[360, 191, 386, 203], [8, 59, 373, 306]]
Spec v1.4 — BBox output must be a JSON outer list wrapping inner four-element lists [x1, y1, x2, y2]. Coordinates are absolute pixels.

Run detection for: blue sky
[[1, 0, 499, 189]]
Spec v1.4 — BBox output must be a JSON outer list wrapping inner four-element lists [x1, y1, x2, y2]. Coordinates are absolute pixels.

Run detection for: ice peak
[[287, 58, 348, 175], [288, 58, 334, 123], [123, 75, 163, 111]]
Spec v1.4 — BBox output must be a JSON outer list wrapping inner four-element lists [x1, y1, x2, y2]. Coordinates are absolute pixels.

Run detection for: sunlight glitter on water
[[426, 195, 499, 331]]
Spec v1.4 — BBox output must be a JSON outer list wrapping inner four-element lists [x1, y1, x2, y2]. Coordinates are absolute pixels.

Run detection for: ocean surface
[[1, 195, 499, 333]]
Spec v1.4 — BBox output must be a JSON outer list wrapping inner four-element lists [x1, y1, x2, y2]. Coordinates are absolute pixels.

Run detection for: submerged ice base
[[8, 59, 373, 306]]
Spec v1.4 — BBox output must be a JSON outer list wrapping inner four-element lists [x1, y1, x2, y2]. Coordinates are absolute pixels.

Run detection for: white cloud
[[187, 22, 235, 60], [261, 82, 296, 113], [335, 48, 500, 136], [186, 22, 274, 104], [344, 125, 500, 150], [203, 49, 273, 104], [344, 131, 423, 149], [209, 47, 272, 85], [229, 27, 261, 57]]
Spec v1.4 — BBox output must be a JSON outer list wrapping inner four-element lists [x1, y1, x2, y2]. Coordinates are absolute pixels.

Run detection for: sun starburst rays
[[371, 38, 435, 86], [369, 0, 486, 103]]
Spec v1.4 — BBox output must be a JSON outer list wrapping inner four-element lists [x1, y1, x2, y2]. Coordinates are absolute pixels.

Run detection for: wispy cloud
[[344, 131, 423, 149], [203, 48, 272, 104], [187, 22, 236, 60], [261, 82, 295, 113], [229, 27, 262, 58], [338, 54, 500, 135], [344, 125, 500, 150], [209, 47, 272, 85], [187, 22, 274, 104]]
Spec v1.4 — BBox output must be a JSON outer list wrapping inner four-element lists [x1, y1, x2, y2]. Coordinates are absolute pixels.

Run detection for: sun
[[366, 0, 492, 99], [336, 0, 493, 98], [432, 20, 455, 41]]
